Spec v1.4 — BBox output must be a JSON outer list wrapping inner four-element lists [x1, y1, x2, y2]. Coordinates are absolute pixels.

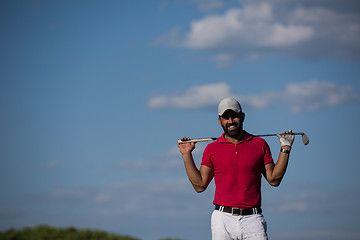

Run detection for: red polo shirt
[[201, 131, 273, 209]]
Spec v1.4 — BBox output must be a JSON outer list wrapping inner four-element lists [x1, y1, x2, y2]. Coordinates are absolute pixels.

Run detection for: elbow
[[270, 181, 281, 187], [193, 185, 207, 193], [269, 178, 282, 187], [194, 187, 206, 193]]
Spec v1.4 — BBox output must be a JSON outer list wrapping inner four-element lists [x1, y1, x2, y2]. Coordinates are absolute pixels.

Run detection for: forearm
[[182, 152, 206, 192], [269, 147, 291, 186]]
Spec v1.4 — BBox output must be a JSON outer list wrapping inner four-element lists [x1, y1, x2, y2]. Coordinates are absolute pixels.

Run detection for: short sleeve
[[201, 145, 214, 169], [263, 141, 274, 165]]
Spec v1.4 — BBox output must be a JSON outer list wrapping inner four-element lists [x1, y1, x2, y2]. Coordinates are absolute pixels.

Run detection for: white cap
[[218, 98, 242, 116]]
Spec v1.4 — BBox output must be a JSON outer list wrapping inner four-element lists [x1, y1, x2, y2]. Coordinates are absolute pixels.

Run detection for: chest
[[210, 143, 264, 173]]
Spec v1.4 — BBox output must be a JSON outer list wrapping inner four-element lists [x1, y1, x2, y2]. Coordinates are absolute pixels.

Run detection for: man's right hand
[[178, 137, 196, 155]]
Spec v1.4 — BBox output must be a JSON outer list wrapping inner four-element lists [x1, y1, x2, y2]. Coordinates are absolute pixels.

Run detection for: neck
[[224, 130, 245, 144]]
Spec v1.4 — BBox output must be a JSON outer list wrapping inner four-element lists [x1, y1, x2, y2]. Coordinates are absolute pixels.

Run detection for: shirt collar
[[218, 131, 253, 144]]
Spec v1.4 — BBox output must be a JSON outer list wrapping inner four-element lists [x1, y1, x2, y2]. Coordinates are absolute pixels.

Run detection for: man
[[178, 97, 294, 240]]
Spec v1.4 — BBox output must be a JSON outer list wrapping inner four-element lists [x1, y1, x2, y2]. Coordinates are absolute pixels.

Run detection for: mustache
[[226, 122, 238, 128]]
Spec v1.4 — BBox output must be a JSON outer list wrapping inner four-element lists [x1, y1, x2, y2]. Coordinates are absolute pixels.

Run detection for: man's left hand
[[277, 130, 295, 147]]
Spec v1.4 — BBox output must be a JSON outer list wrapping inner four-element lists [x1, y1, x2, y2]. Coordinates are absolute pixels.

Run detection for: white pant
[[211, 210, 268, 240]]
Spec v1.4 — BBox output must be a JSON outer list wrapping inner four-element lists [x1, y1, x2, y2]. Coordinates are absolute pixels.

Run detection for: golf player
[[178, 97, 294, 240]]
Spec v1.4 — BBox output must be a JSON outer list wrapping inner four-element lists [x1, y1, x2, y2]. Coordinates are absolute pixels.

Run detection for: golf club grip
[[177, 138, 217, 144]]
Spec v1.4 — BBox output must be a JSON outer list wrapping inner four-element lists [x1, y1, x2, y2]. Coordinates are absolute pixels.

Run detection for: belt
[[215, 205, 262, 216]]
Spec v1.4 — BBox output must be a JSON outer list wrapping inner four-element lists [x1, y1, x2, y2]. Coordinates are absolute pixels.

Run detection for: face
[[218, 110, 244, 138]]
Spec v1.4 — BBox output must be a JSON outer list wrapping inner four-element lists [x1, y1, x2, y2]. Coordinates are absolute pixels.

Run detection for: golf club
[[177, 132, 309, 145]]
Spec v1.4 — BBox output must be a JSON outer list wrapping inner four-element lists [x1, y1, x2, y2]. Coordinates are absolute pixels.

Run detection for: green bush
[[0, 225, 140, 240]]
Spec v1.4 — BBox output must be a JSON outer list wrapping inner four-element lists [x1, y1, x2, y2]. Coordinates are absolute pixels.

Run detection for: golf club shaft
[[254, 132, 303, 137], [178, 132, 309, 145]]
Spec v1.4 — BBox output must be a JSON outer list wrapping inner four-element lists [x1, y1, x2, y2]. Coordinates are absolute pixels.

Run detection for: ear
[[241, 112, 245, 122]]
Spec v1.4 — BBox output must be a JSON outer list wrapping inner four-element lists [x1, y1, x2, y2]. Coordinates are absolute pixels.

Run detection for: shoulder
[[246, 132, 270, 149], [204, 140, 220, 152], [203, 135, 225, 153], [243, 131, 266, 144], [251, 135, 267, 145]]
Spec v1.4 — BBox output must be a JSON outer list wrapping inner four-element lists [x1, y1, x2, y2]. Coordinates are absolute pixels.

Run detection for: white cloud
[[282, 80, 360, 113], [148, 82, 235, 109], [94, 192, 112, 204], [44, 160, 61, 170], [155, 2, 360, 61], [260, 23, 314, 47], [148, 81, 360, 113], [183, 4, 280, 50]]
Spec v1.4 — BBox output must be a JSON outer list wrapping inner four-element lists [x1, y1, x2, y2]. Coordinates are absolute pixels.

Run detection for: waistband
[[215, 205, 262, 216]]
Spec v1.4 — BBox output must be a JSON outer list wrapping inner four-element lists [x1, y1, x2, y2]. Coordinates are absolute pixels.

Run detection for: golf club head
[[301, 133, 310, 145]]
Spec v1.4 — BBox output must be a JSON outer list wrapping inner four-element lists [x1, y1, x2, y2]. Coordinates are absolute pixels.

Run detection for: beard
[[221, 121, 243, 138]]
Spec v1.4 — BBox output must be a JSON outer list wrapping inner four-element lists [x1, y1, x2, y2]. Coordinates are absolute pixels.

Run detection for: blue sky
[[1, 1, 360, 240]]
